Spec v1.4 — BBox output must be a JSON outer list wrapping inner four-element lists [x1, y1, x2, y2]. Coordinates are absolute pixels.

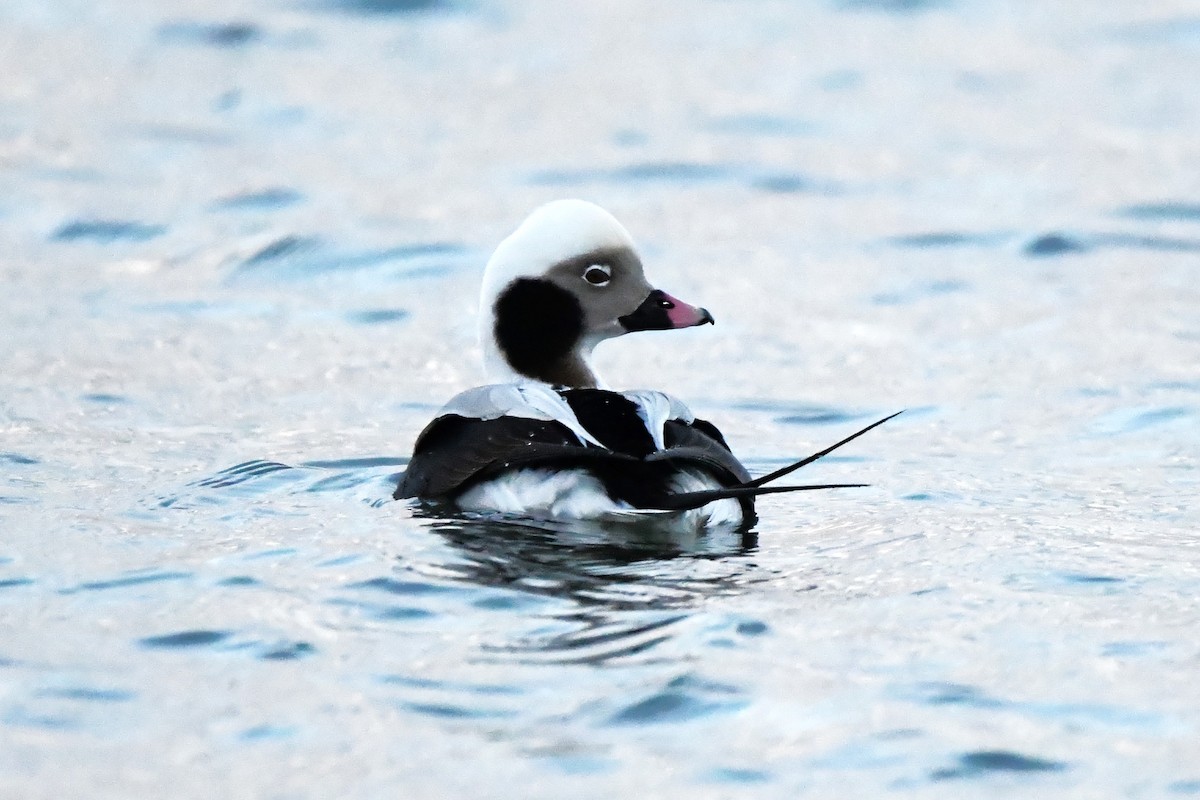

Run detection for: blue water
[[2, 0, 1199, 796]]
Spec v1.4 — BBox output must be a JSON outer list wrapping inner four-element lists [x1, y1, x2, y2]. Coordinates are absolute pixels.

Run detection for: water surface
[[1, 0, 1198, 797]]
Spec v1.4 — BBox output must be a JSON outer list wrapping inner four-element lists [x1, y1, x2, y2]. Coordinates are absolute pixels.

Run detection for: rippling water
[[2, 0, 1199, 796]]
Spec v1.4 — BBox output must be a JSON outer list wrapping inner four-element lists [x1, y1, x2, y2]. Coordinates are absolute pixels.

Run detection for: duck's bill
[[618, 289, 715, 332]]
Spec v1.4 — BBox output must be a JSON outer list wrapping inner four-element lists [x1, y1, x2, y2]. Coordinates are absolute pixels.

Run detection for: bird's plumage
[[396, 385, 752, 523]]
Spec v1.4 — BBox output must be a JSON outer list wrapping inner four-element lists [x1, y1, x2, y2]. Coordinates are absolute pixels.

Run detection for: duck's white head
[[479, 199, 714, 388]]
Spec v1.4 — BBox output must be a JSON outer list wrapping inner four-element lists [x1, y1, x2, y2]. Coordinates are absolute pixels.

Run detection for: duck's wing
[[650, 418, 752, 485], [397, 388, 743, 506], [394, 413, 638, 500]]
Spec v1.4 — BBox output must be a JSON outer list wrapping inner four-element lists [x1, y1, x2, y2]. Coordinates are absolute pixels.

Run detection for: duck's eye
[[582, 264, 612, 286]]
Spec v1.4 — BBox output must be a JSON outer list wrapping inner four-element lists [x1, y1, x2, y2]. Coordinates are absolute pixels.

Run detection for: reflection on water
[[416, 515, 762, 664], [426, 513, 759, 572]]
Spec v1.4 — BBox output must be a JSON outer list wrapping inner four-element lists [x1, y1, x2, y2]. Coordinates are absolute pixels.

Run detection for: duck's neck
[[482, 338, 602, 388], [540, 354, 601, 389], [482, 278, 608, 388]]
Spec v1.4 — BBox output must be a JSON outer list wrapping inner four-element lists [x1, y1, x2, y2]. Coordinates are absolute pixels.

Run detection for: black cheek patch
[[494, 278, 584, 379]]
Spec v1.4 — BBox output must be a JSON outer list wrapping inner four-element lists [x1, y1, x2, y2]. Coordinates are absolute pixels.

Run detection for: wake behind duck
[[395, 200, 897, 531]]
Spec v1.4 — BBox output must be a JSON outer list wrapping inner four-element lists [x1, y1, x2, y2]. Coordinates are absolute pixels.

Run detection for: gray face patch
[[544, 246, 654, 338]]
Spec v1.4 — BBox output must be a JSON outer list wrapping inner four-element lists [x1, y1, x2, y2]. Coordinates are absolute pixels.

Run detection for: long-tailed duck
[[395, 200, 896, 530]]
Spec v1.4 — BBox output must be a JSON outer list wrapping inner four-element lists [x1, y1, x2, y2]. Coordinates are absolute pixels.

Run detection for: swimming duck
[[395, 200, 895, 529]]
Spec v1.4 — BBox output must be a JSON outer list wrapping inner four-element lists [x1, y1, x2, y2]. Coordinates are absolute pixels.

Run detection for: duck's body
[[396, 383, 750, 528], [395, 200, 890, 530]]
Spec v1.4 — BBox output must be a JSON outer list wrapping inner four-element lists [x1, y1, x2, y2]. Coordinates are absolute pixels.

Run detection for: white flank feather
[[456, 466, 743, 533]]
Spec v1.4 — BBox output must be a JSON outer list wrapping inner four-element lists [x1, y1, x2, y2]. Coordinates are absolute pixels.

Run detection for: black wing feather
[[395, 414, 582, 499], [395, 409, 749, 509], [660, 419, 751, 484]]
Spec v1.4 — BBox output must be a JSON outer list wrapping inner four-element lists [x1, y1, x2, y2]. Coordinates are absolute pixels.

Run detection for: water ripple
[[705, 767, 772, 784], [1094, 232, 1200, 253], [301, 457, 409, 469], [51, 219, 166, 243], [726, 400, 877, 429], [839, 0, 949, 11], [217, 576, 260, 587], [139, 630, 232, 649], [36, 687, 136, 703], [259, 641, 316, 661], [931, 750, 1068, 780], [345, 308, 409, 325], [233, 236, 469, 281], [209, 187, 303, 211], [398, 701, 517, 720], [240, 724, 297, 741], [527, 162, 832, 194], [487, 613, 685, 666], [157, 20, 263, 47], [776, 406, 866, 426], [61, 570, 191, 594], [1120, 201, 1200, 222], [378, 674, 524, 721], [898, 681, 1172, 730], [1091, 405, 1194, 435], [156, 458, 402, 509], [886, 231, 1011, 249], [1023, 230, 1200, 257], [1024, 232, 1090, 257], [706, 113, 818, 137], [314, 0, 456, 15], [606, 674, 748, 725], [348, 576, 458, 596], [1115, 16, 1200, 47]]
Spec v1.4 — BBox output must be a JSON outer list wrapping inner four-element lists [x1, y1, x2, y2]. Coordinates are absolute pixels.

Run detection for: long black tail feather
[[746, 410, 904, 489], [655, 411, 903, 513], [654, 483, 870, 512]]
